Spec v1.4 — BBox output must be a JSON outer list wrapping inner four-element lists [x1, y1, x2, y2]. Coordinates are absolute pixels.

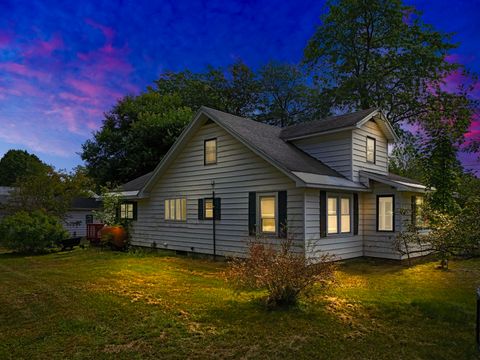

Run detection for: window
[[341, 198, 351, 233], [366, 137, 376, 163], [204, 138, 217, 165], [164, 198, 186, 221], [327, 197, 338, 234], [85, 215, 93, 224], [327, 195, 352, 235], [260, 196, 276, 233], [377, 195, 394, 232], [413, 196, 428, 229], [204, 198, 214, 219], [120, 202, 136, 220]]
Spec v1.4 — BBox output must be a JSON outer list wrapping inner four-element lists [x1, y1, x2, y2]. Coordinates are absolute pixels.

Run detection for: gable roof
[[280, 108, 397, 141], [201, 107, 342, 178], [138, 107, 366, 196], [119, 172, 153, 192]]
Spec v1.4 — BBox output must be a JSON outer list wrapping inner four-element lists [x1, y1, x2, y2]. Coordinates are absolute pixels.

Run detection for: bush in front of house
[[0, 210, 68, 254], [225, 236, 336, 308]]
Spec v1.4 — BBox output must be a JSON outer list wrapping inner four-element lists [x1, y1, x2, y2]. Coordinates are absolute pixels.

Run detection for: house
[[0, 187, 102, 238], [116, 106, 428, 260], [63, 197, 102, 237]]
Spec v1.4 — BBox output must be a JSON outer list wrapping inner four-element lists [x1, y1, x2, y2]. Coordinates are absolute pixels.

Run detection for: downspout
[[211, 180, 216, 260]]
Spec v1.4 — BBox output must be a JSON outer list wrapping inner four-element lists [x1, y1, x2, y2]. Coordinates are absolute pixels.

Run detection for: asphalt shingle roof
[[201, 107, 343, 178], [280, 108, 378, 140], [119, 172, 153, 192]]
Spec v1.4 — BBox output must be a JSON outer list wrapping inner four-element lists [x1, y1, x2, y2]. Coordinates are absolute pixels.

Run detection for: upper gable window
[[366, 137, 376, 164], [204, 138, 217, 165]]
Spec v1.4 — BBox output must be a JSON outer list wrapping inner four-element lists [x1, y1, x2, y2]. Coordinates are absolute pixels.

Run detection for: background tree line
[[81, 0, 478, 218]]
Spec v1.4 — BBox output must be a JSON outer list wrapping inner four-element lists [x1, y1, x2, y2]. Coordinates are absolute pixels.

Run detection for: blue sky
[[0, 0, 479, 172]]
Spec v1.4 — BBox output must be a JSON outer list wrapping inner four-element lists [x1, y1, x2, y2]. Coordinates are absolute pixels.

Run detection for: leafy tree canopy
[[0, 149, 49, 186], [305, 0, 478, 212], [6, 166, 93, 219], [82, 61, 324, 186]]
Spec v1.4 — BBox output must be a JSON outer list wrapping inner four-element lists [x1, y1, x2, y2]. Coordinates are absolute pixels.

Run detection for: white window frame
[[204, 198, 214, 220], [204, 138, 217, 165], [120, 203, 134, 220], [327, 194, 353, 235], [366, 136, 376, 164], [377, 195, 394, 232], [164, 198, 187, 221], [257, 193, 277, 235]]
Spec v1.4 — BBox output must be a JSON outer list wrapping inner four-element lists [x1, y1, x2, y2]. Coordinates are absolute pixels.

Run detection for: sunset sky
[[0, 0, 479, 173]]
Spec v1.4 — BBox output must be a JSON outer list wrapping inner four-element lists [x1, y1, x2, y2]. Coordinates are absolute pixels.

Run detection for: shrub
[[225, 236, 335, 308], [0, 211, 68, 253], [396, 196, 480, 269]]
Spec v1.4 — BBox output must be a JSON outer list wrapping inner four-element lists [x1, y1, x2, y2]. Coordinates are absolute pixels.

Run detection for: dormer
[[280, 108, 398, 183]]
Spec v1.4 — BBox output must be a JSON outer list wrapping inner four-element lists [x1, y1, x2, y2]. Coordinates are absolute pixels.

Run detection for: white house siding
[[361, 182, 415, 259], [352, 120, 389, 182], [63, 210, 101, 237], [130, 122, 304, 257], [293, 132, 352, 179], [304, 188, 363, 260]]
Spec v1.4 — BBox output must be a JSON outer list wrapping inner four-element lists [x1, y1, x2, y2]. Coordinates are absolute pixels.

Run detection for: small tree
[[225, 236, 335, 308], [395, 198, 480, 269], [0, 210, 68, 254], [93, 188, 122, 226]]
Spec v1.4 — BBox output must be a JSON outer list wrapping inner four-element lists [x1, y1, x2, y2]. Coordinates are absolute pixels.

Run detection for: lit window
[[260, 196, 276, 233], [366, 137, 376, 163], [164, 198, 187, 221], [414, 196, 428, 229], [204, 138, 217, 165], [204, 198, 214, 219], [327, 197, 338, 234], [341, 198, 351, 233], [378, 196, 394, 231], [120, 203, 135, 220]]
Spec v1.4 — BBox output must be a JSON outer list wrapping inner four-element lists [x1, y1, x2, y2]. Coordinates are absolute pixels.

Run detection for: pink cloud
[[0, 19, 139, 158], [21, 34, 63, 57], [85, 18, 115, 43], [66, 77, 124, 100], [0, 62, 52, 82], [0, 118, 73, 157]]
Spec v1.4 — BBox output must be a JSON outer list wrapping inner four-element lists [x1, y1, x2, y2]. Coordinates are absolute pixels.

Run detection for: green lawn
[[0, 248, 478, 359]]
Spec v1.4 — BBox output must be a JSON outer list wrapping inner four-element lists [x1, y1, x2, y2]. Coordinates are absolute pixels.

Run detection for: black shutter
[[411, 195, 417, 226], [198, 199, 204, 220], [353, 194, 359, 235], [133, 202, 138, 220], [214, 198, 221, 220], [248, 192, 256, 236], [320, 191, 327, 238], [116, 204, 121, 222], [278, 191, 287, 238]]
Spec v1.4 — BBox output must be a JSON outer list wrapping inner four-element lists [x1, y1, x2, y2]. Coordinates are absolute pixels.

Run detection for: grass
[[0, 247, 479, 359]]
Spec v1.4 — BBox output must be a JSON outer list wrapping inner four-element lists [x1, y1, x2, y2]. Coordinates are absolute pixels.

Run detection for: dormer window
[[366, 137, 376, 164], [204, 138, 217, 165]]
